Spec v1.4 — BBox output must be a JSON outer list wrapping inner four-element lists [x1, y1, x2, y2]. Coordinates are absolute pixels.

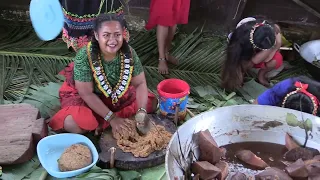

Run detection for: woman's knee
[[265, 59, 277, 69], [63, 115, 87, 134]]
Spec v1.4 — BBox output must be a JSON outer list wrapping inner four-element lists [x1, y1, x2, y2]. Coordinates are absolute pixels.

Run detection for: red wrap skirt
[[254, 51, 283, 69], [49, 63, 156, 131], [145, 0, 191, 30]]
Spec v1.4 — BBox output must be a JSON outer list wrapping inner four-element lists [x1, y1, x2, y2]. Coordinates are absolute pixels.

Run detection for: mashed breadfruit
[[113, 119, 172, 158], [58, 144, 93, 172]]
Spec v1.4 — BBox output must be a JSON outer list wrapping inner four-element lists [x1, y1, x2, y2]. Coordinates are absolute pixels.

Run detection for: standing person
[[222, 18, 283, 90], [145, 0, 191, 74], [61, 0, 130, 52], [254, 76, 320, 116]]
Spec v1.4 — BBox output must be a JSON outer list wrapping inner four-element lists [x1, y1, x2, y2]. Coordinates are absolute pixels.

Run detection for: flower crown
[[282, 81, 319, 115], [249, 20, 276, 51]]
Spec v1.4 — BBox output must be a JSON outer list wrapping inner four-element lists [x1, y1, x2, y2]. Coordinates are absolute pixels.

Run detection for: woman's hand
[[109, 116, 131, 135], [135, 111, 151, 135], [94, 124, 103, 136], [275, 33, 282, 49], [274, 24, 281, 34]]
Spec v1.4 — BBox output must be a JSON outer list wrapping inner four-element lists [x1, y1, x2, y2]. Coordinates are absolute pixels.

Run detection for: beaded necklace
[[87, 42, 133, 104]]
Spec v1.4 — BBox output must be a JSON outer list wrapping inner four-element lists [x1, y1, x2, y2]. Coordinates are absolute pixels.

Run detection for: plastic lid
[[29, 0, 64, 41], [236, 17, 256, 28]]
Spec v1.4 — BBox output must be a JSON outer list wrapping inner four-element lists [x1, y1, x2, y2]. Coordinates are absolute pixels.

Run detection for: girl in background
[[255, 76, 320, 116], [222, 18, 283, 90], [145, 0, 191, 74], [61, 0, 129, 52]]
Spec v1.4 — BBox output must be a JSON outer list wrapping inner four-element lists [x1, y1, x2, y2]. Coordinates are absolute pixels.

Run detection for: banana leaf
[[237, 79, 268, 102], [139, 164, 166, 180], [22, 167, 47, 180], [1, 155, 40, 180]]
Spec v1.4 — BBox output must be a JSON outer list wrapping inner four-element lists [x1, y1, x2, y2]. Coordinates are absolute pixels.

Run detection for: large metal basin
[[165, 105, 320, 179]]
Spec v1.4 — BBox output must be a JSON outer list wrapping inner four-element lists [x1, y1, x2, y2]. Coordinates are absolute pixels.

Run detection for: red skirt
[[49, 63, 156, 131], [145, 0, 191, 30], [254, 51, 283, 69]]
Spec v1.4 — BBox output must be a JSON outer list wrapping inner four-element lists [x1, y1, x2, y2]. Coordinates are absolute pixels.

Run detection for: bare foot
[[166, 53, 179, 65], [158, 59, 169, 74]]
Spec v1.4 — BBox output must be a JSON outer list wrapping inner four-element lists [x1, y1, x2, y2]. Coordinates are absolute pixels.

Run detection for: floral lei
[[87, 42, 133, 104]]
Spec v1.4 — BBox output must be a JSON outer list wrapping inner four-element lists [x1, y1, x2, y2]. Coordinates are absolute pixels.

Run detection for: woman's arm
[[131, 72, 148, 111], [256, 78, 293, 106], [251, 49, 274, 64], [264, 33, 282, 62], [75, 81, 111, 118], [130, 47, 148, 111], [251, 40, 280, 64]]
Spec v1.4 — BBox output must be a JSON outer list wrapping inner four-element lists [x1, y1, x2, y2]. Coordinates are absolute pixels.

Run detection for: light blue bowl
[[37, 133, 99, 178]]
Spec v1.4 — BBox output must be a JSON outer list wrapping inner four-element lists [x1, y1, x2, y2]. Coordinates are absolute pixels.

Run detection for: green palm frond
[[0, 22, 309, 107], [144, 66, 222, 94], [0, 51, 72, 103], [0, 25, 74, 56]]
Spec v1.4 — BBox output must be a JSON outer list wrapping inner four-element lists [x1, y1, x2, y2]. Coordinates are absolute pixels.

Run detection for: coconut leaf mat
[[0, 20, 310, 180]]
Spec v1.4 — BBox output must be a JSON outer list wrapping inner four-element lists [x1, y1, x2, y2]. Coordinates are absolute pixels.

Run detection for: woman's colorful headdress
[[249, 20, 276, 51], [282, 81, 319, 115]]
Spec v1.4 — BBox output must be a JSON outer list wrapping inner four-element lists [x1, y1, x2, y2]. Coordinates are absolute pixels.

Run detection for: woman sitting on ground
[[49, 13, 158, 135], [254, 76, 320, 116], [222, 18, 283, 90]]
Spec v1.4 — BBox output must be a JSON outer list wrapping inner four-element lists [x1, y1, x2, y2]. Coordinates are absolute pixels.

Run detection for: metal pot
[[165, 105, 320, 179], [294, 40, 320, 63], [294, 40, 320, 81]]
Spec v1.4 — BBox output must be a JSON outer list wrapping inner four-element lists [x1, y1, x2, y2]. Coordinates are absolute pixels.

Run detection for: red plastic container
[[157, 79, 190, 121]]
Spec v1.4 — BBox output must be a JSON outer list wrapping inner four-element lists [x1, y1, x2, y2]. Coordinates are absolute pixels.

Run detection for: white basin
[[165, 105, 320, 179]]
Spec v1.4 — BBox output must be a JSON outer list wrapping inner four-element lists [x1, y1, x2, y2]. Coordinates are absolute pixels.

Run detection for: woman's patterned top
[[73, 46, 143, 94]]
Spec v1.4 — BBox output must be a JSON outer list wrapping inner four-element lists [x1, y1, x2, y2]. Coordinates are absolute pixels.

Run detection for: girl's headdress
[[282, 81, 319, 115], [249, 20, 276, 51]]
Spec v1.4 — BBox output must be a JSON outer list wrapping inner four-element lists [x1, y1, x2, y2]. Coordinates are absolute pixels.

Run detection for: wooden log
[[0, 103, 48, 165]]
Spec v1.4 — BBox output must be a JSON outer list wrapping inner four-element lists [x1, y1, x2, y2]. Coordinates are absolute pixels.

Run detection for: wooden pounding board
[[98, 114, 176, 170], [0, 103, 48, 165]]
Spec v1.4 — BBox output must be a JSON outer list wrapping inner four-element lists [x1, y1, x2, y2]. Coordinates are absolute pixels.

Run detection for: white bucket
[[165, 105, 320, 179]]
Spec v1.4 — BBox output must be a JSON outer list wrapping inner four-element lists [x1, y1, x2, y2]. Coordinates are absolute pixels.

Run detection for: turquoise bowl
[[37, 133, 98, 178]]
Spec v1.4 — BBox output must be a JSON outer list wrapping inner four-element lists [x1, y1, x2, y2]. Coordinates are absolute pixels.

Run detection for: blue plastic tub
[[37, 133, 99, 178]]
